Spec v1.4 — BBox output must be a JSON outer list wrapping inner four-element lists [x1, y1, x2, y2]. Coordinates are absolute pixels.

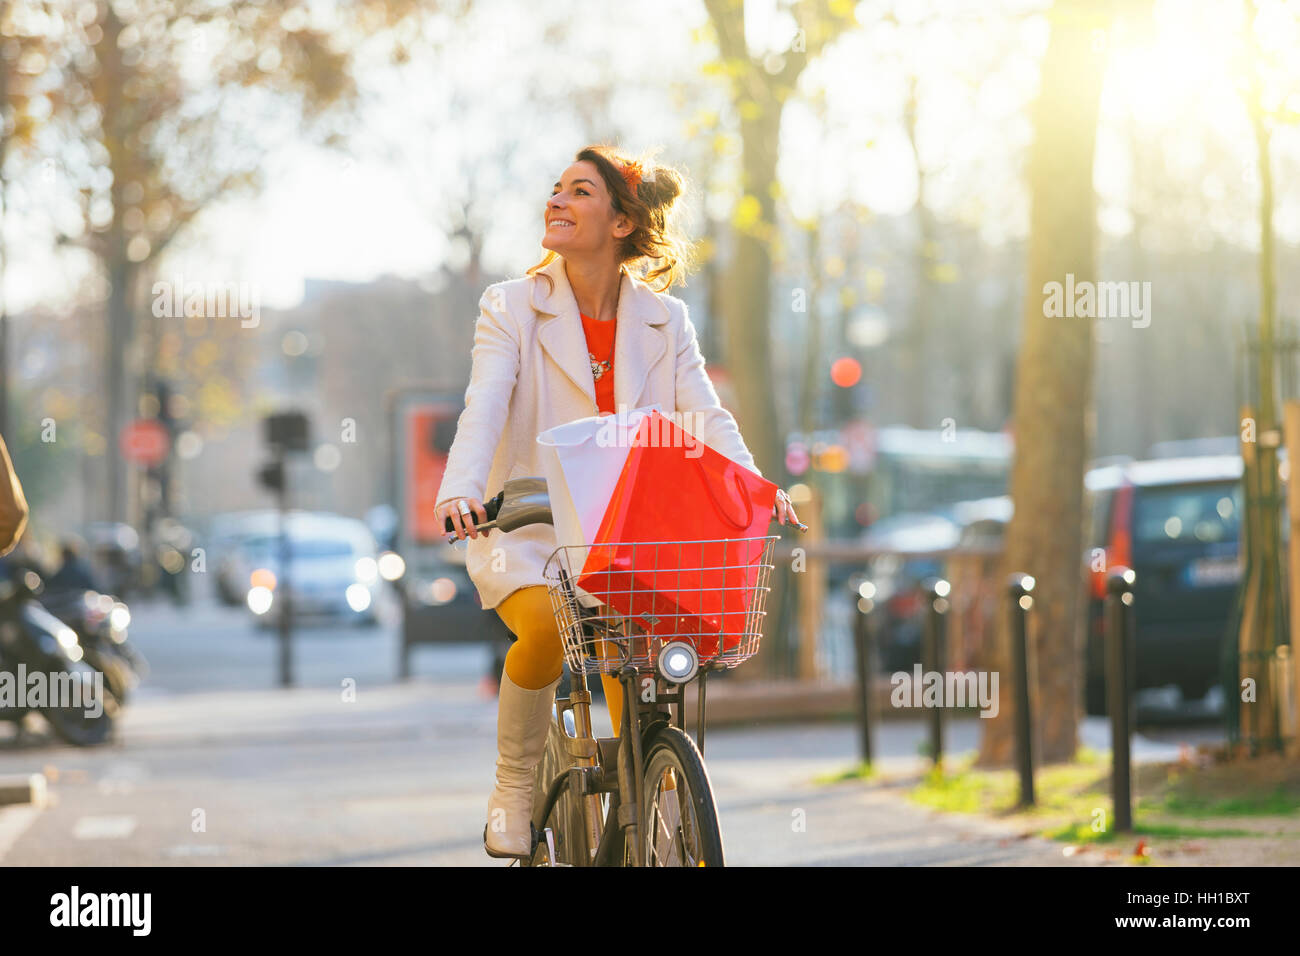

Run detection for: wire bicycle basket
[[543, 535, 777, 676]]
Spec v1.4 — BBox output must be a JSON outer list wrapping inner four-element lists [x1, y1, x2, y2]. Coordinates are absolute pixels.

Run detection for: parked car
[[888, 457, 1244, 714], [949, 495, 1014, 541], [852, 498, 1016, 674], [854, 512, 962, 673], [210, 510, 280, 605], [1084, 455, 1244, 712], [396, 539, 514, 673], [238, 513, 382, 628]]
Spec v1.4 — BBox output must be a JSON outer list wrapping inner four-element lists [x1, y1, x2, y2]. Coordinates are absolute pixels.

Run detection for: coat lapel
[[533, 258, 595, 407], [531, 256, 670, 412], [613, 267, 670, 411]]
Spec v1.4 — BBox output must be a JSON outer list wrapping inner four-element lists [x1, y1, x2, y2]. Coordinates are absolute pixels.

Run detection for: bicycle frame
[[531, 619, 714, 867], [449, 477, 799, 866]]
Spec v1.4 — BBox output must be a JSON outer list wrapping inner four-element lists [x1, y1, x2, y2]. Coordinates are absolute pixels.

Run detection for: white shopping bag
[[537, 404, 665, 603]]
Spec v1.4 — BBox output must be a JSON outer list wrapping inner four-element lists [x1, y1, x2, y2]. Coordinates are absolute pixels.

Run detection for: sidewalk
[[0, 680, 1090, 866]]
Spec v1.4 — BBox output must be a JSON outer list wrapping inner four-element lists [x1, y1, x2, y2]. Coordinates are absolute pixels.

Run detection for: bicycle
[[445, 475, 805, 866]]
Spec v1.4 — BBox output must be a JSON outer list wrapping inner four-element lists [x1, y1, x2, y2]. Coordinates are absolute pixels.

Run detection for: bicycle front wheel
[[636, 726, 725, 867]]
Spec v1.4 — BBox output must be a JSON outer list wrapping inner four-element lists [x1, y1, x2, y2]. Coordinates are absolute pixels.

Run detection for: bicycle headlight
[[657, 641, 699, 684]]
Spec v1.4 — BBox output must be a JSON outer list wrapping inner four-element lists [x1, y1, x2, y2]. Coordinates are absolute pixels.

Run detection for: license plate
[[1185, 557, 1241, 587]]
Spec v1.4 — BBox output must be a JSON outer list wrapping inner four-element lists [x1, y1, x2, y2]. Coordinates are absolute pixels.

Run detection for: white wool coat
[[435, 255, 764, 610]]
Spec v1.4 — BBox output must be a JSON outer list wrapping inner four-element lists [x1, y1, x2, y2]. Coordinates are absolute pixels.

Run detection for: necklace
[[583, 312, 614, 382]]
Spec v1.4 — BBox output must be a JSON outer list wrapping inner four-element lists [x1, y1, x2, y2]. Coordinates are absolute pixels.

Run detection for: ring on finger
[[457, 500, 472, 516]]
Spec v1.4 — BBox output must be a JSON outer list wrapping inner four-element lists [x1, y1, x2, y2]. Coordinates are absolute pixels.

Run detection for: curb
[[0, 773, 49, 808], [690, 678, 904, 726]]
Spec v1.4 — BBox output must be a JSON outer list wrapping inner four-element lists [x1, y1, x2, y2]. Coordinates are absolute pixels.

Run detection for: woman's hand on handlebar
[[772, 488, 807, 532], [436, 496, 487, 540]]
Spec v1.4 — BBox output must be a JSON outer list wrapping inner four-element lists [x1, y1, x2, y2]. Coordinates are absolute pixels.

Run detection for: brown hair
[[528, 145, 694, 294]]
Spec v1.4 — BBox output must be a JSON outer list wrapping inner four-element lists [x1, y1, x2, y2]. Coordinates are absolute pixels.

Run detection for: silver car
[[238, 514, 382, 628]]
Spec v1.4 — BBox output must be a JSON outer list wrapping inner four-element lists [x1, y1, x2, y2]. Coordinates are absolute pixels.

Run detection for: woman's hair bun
[[638, 166, 682, 214]]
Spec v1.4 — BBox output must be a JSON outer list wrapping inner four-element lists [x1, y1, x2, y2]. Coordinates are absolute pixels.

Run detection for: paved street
[[0, 588, 1224, 866]]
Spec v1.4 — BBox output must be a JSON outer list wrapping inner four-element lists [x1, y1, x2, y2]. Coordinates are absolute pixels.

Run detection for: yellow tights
[[494, 585, 624, 737]]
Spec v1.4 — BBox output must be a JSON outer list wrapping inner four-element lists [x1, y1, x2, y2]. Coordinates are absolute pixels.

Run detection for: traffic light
[[264, 411, 310, 452]]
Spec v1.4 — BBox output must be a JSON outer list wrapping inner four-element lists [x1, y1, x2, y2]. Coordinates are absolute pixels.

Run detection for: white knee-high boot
[[484, 667, 561, 859]]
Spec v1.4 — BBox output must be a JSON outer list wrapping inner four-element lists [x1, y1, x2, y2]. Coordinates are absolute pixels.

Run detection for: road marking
[[73, 816, 138, 839], [163, 844, 227, 858]]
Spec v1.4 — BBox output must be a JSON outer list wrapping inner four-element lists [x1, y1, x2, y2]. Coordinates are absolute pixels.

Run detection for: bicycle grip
[[443, 490, 504, 533]]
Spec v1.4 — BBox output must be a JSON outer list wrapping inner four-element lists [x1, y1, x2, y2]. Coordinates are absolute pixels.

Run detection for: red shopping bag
[[575, 411, 778, 657]]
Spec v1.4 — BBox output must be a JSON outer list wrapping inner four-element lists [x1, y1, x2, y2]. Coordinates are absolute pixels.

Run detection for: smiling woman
[[430, 142, 803, 861], [530, 144, 693, 296]]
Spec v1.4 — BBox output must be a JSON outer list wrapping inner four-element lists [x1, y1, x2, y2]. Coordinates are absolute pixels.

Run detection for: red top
[[580, 312, 616, 414]]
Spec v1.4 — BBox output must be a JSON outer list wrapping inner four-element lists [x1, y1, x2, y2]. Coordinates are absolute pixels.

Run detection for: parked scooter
[[0, 570, 117, 747], [39, 586, 146, 707]]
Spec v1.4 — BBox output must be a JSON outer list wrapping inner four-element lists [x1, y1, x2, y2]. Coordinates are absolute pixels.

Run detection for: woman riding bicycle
[[433, 144, 801, 860]]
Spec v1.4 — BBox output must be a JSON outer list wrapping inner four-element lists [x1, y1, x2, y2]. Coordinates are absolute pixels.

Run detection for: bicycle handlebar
[[444, 480, 807, 540], [442, 489, 505, 534]]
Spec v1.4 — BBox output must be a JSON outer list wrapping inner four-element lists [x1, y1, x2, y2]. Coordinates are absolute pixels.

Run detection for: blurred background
[[0, 0, 1298, 865]]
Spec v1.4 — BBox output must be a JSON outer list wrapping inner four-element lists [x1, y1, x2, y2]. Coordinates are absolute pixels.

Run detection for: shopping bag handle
[[694, 457, 754, 531]]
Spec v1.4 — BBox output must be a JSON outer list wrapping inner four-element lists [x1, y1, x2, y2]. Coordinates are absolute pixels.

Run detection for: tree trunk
[[978, 0, 1109, 766], [700, 0, 856, 678], [720, 110, 784, 482], [106, 256, 133, 524], [902, 74, 936, 429], [799, 224, 823, 437], [100, 6, 131, 524], [722, 109, 788, 680], [1238, 0, 1285, 754]]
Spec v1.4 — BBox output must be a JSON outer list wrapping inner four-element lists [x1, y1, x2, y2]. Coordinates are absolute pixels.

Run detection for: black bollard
[[1106, 567, 1137, 832], [1008, 573, 1036, 807], [852, 581, 876, 768], [922, 577, 951, 769]]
